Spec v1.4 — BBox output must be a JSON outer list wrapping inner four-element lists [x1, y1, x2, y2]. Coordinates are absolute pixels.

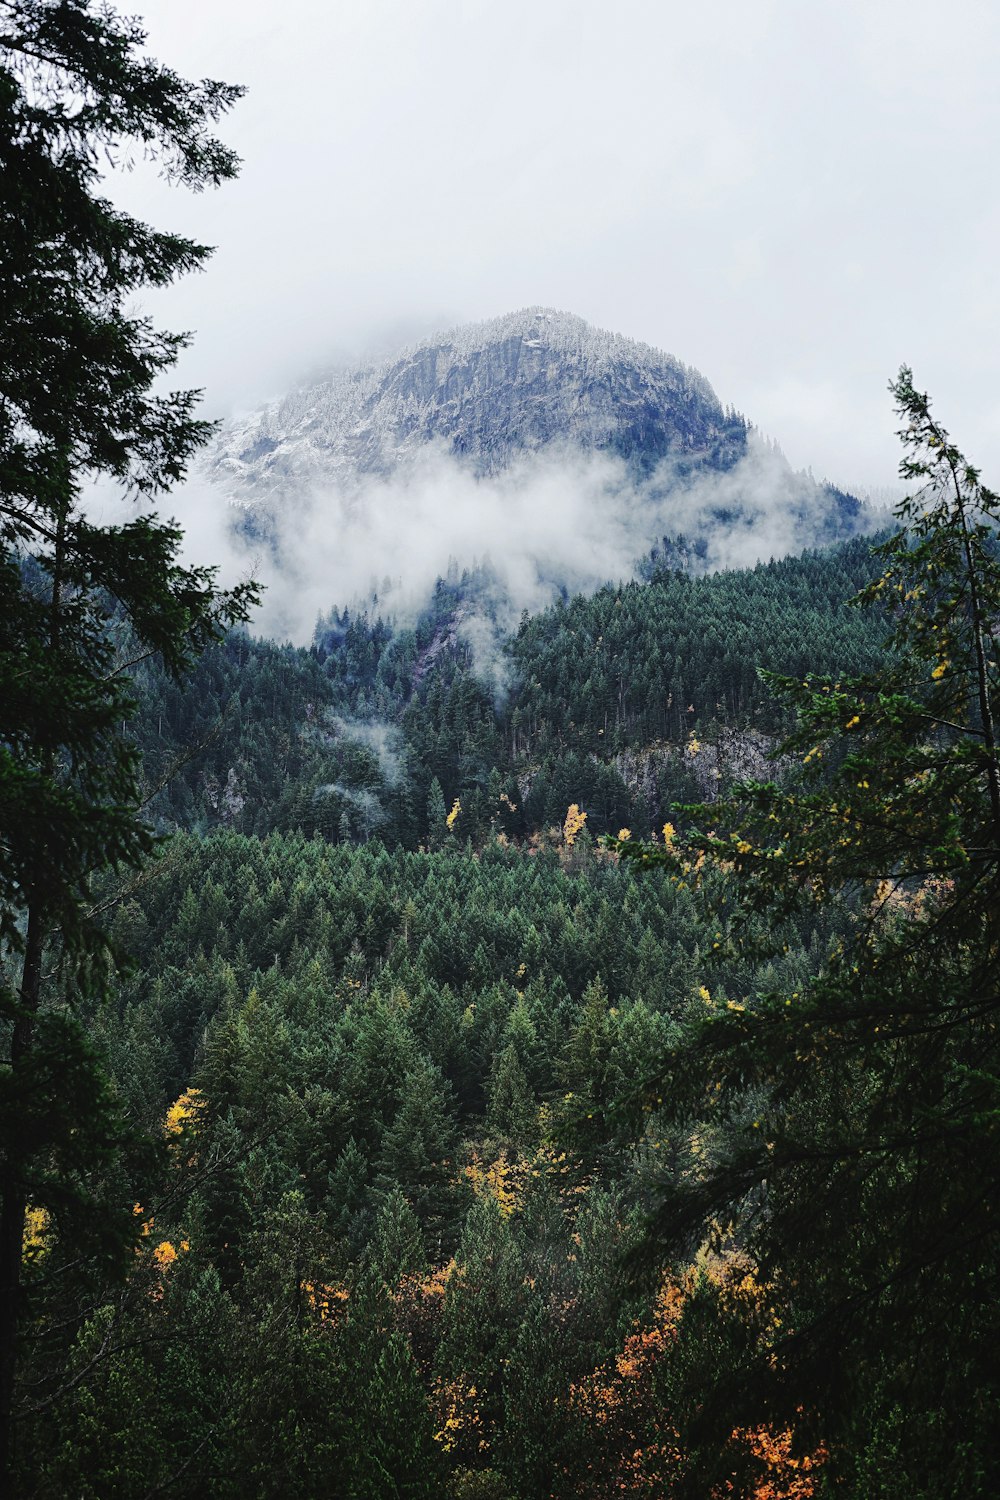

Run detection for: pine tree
[[619, 369, 1000, 1492], [325, 1137, 372, 1257], [376, 1058, 461, 1248], [436, 1196, 524, 1447], [500, 1296, 568, 1499], [370, 1187, 427, 1283], [426, 776, 448, 850], [0, 6, 257, 1473], [560, 975, 612, 1103], [486, 1043, 537, 1149], [361, 1333, 443, 1499]]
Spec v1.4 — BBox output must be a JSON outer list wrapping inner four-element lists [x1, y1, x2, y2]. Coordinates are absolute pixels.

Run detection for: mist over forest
[[156, 310, 881, 643], [4, 5, 999, 1500]]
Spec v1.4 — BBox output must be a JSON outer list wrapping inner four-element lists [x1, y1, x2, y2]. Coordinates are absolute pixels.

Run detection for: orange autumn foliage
[[301, 1280, 349, 1322], [393, 1262, 454, 1376], [714, 1422, 828, 1499], [568, 1273, 687, 1495], [568, 1266, 827, 1498]]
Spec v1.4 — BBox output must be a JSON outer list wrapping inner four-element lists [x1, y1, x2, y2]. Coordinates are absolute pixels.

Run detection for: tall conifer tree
[[0, 3, 256, 1479], [618, 369, 1000, 1492]]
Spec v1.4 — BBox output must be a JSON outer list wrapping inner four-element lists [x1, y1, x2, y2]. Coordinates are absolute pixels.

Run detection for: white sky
[[118, 0, 1000, 493]]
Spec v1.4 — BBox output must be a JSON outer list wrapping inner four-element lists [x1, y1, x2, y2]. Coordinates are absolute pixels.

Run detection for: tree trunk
[[0, 905, 45, 1495]]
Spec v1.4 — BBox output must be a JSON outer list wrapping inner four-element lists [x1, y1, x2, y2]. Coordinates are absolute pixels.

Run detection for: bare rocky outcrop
[[613, 726, 787, 802], [203, 766, 247, 824]]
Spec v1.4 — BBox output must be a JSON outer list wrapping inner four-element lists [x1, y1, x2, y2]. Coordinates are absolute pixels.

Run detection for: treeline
[[507, 533, 888, 752]]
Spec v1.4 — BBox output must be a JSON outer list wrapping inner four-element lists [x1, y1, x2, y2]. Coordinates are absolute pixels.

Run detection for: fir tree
[[376, 1058, 461, 1248], [486, 1043, 537, 1149], [0, 3, 258, 1478], [370, 1187, 427, 1283], [426, 776, 448, 850], [618, 370, 1000, 1493]]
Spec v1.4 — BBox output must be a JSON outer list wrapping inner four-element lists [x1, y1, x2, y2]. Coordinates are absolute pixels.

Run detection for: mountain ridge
[[208, 306, 750, 502], [198, 309, 874, 643]]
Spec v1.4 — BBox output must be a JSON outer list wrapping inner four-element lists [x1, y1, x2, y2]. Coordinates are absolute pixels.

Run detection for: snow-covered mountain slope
[[208, 308, 751, 505], [196, 309, 872, 642]]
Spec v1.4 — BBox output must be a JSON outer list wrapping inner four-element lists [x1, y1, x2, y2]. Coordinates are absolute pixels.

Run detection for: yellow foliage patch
[[164, 1086, 205, 1138], [464, 1149, 523, 1217], [563, 803, 588, 847], [23, 1205, 49, 1261]]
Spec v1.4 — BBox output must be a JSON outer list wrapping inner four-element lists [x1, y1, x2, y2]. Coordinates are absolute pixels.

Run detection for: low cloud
[[326, 715, 406, 786], [87, 433, 875, 649], [652, 435, 863, 573]]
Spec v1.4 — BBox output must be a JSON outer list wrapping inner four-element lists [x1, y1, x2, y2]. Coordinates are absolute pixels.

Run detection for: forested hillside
[[3, 8, 995, 1488], [10, 406, 1000, 1496], [21, 827, 846, 1497], [11, 528, 902, 1498], [135, 536, 889, 848]]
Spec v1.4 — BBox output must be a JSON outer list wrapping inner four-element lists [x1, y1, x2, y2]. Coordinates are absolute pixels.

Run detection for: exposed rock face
[[209, 308, 749, 505], [613, 727, 788, 801]]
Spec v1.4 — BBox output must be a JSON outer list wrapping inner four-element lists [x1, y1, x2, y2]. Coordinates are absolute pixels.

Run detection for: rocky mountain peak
[[209, 308, 749, 505]]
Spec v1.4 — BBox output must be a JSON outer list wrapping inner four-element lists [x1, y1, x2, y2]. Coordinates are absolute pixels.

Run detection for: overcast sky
[[118, 0, 1000, 493]]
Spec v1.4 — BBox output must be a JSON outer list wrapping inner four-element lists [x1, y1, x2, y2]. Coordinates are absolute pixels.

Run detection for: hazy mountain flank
[[199, 309, 872, 639]]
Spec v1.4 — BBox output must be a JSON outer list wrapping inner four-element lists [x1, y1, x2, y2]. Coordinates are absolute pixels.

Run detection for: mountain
[[209, 308, 751, 503], [200, 310, 871, 643]]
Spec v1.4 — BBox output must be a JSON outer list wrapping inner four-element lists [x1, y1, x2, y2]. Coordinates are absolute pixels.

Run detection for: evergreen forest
[[14, 552, 880, 1498], [3, 5, 999, 1498]]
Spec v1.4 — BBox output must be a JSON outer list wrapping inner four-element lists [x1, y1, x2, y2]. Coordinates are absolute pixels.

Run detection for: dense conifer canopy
[[3, 7, 997, 1496]]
